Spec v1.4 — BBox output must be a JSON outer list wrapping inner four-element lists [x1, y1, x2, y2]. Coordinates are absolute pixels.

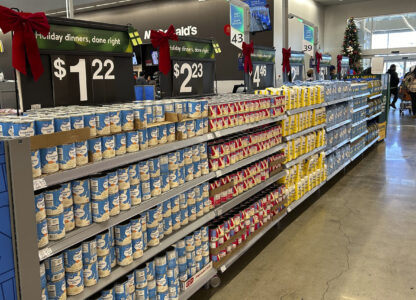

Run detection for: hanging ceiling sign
[[229, 0, 250, 49], [303, 24, 314, 56]]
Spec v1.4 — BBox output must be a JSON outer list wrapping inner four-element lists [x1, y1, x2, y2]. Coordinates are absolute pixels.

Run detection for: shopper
[[403, 66, 416, 117], [329, 65, 337, 80], [136, 71, 147, 85], [306, 69, 314, 81], [387, 64, 399, 109]]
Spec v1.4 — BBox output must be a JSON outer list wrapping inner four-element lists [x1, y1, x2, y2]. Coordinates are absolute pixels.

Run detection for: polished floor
[[194, 104, 416, 300]]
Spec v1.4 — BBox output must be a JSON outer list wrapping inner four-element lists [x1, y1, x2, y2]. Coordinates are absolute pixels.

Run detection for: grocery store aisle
[[194, 108, 416, 300]]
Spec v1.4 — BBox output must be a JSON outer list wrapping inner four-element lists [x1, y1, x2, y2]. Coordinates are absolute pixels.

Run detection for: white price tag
[[39, 247, 52, 260], [216, 208, 223, 216], [216, 170, 222, 177], [215, 131, 222, 138], [220, 265, 227, 272], [207, 133, 214, 140], [33, 178, 47, 191]]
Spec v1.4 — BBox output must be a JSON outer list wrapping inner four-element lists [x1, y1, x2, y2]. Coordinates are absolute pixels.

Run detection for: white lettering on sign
[[143, 26, 198, 39]]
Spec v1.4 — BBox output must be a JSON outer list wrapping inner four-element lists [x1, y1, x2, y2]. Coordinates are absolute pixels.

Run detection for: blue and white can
[[202, 182, 209, 198], [148, 280, 157, 299], [184, 164, 194, 182], [92, 199, 110, 223], [146, 261, 155, 281], [118, 166, 130, 190], [126, 131, 139, 153], [127, 272, 135, 294], [31, 150, 41, 177], [135, 287, 149, 300], [170, 196, 180, 213], [141, 180, 151, 201], [188, 203, 197, 221], [201, 100, 208, 117], [107, 170, 119, 195], [40, 263, 46, 289], [185, 235, 195, 251], [186, 189, 196, 205], [200, 159, 209, 175], [163, 216, 173, 235], [176, 149, 184, 167], [199, 143, 207, 159], [138, 128, 148, 150], [161, 173, 170, 193], [74, 202, 92, 227], [158, 219, 165, 240], [101, 135, 115, 159], [180, 208, 189, 226], [58, 143, 76, 170], [138, 161, 150, 181], [150, 176, 161, 197], [115, 280, 128, 299], [96, 230, 110, 256], [37, 219, 49, 248], [166, 123, 176, 142], [101, 288, 115, 300], [115, 221, 132, 245], [193, 161, 201, 178], [82, 237, 97, 265], [130, 184, 142, 206], [88, 137, 103, 162], [0, 118, 13, 137], [72, 178, 90, 204], [121, 109, 134, 131], [166, 247, 177, 269], [153, 101, 165, 123], [174, 100, 185, 115], [192, 145, 200, 162], [46, 276, 66, 299], [184, 147, 192, 165], [186, 120, 196, 138], [64, 244, 83, 272], [203, 118, 209, 133], [83, 112, 97, 137], [97, 254, 112, 278], [135, 266, 147, 289], [132, 237, 144, 259], [146, 206, 159, 228], [108, 193, 120, 217], [167, 152, 178, 171], [171, 212, 180, 232], [90, 174, 109, 200], [83, 261, 98, 287], [177, 256, 187, 274], [53, 115, 71, 132], [196, 199, 204, 217], [95, 110, 110, 136], [147, 225, 160, 247], [40, 146, 59, 174], [158, 124, 167, 144], [109, 109, 122, 133], [115, 133, 127, 156], [133, 105, 147, 127], [164, 100, 174, 113], [188, 100, 201, 118], [129, 163, 140, 185], [147, 126, 159, 147], [201, 226, 209, 242], [75, 141, 88, 166], [45, 253, 65, 282], [149, 157, 160, 178], [175, 121, 187, 140], [35, 192, 46, 222], [13, 118, 34, 137], [143, 101, 154, 124], [159, 154, 169, 174], [35, 117, 54, 135], [65, 269, 84, 296], [119, 188, 131, 211], [110, 245, 117, 268], [70, 114, 84, 130], [179, 193, 187, 209], [169, 169, 179, 189], [44, 186, 63, 216], [195, 118, 203, 136], [116, 243, 133, 266]]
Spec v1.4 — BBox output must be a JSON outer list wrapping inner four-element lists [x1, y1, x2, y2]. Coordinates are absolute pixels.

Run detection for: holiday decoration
[[150, 25, 178, 75], [242, 41, 254, 74], [315, 51, 322, 73], [282, 47, 291, 74], [0, 5, 50, 81], [342, 17, 362, 74]]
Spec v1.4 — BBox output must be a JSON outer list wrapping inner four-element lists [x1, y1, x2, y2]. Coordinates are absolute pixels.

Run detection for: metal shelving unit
[[350, 130, 368, 143], [284, 146, 326, 169], [326, 160, 350, 181], [283, 124, 326, 142], [323, 96, 353, 106], [286, 103, 325, 116], [350, 137, 379, 162], [326, 119, 351, 132], [352, 105, 369, 113], [351, 118, 368, 128], [179, 266, 218, 300], [353, 92, 370, 98], [287, 180, 327, 213], [325, 139, 350, 156], [367, 111, 382, 121], [368, 92, 382, 100]]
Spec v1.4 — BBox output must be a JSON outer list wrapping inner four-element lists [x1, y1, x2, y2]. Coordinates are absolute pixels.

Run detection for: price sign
[[19, 17, 134, 110], [230, 1, 250, 49], [245, 47, 275, 91], [172, 62, 204, 95]]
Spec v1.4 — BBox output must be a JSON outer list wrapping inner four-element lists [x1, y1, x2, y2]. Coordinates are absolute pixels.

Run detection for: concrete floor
[[193, 105, 416, 300]]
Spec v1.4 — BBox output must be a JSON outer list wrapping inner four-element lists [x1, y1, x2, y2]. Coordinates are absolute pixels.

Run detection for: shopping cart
[[399, 87, 413, 116]]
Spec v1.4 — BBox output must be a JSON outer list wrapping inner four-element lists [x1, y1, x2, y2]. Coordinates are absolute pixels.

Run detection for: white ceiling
[[314, 0, 371, 5]]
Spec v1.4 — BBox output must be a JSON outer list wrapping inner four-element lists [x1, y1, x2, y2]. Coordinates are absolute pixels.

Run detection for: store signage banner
[[303, 24, 314, 56], [35, 24, 133, 53], [230, 3, 246, 49], [251, 48, 275, 63], [169, 40, 215, 60]]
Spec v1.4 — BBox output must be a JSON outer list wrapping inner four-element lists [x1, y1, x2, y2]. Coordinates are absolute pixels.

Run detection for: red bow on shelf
[[150, 25, 178, 75], [282, 47, 291, 74], [337, 55, 343, 74], [315, 51, 323, 73], [0, 5, 50, 81], [242, 41, 254, 74]]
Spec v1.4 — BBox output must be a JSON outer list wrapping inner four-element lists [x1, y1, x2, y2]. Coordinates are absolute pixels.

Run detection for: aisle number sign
[[230, 2, 247, 49], [303, 24, 314, 56]]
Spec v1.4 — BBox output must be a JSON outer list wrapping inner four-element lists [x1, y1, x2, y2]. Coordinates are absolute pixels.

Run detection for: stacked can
[[40, 262, 47, 299], [45, 253, 67, 299], [90, 174, 110, 224], [146, 206, 160, 247], [96, 230, 112, 278], [44, 186, 66, 243], [166, 246, 179, 300], [118, 166, 132, 211], [57, 115, 77, 171], [72, 178, 92, 228], [130, 163, 142, 206], [62, 182, 75, 233], [162, 199, 173, 237], [64, 244, 84, 295], [35, 192, 49, 248], [155, 253, 169, 299], [160, 154, 170, 194], [115, 221, 133, 267], [33, 117, 53, 177], [135, 264, 148, 299], [107, 169, 120, 217], [82, 237, 99, 287], [131, 216, 144, 260]]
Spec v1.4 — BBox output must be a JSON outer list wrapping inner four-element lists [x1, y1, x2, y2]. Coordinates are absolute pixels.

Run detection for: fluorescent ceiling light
[[402, 16, 415, 32]]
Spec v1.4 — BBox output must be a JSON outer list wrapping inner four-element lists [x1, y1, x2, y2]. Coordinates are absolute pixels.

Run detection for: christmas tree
[[342, 17, 362, 74]]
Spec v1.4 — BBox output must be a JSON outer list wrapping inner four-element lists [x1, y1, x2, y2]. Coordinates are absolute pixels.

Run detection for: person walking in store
[[136, 71, 147, 85], [306, 69, 314, 81], [387, 64, 399, 109], [402, 66, 416, 117], [329, 65, 337, 80]]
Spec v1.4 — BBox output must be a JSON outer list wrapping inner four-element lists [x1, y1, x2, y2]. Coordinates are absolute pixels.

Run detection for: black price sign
[[245, 47, 275, 91], [19, 17, 134, 110], [172, 61, 206, 96]]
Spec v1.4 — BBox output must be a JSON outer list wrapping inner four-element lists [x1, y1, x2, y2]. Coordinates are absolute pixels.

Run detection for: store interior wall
[[324, 0, 416, 65]]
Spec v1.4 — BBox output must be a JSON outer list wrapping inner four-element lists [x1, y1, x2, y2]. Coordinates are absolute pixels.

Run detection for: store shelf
[[350, 137, 379, 162], [213, 170, 287, 218], [33, 134, 216, 191], [323, 96, 353, 106], [213, 115, 287, 138], [326, 119, 351, 132], [351, 118, 368, 128], [368, 92, 382, 100], [286, 103, 325, 116], [214, 143, 286, 178], [325, 139, 350, 156], [326, 160, 350, 182], [287, 180, 326, 213], [367, 111, 382, 121], [217, 211, 287, 273], [179, 264, 217, 300], [352, 105, 369, 113], [283, 124, 326, 142], [38, 173, 216, 261], [350, 130, 368, 143], [353, 92, 370, 99], [283, 146, 326, 169], [69, 210, 217, 300]]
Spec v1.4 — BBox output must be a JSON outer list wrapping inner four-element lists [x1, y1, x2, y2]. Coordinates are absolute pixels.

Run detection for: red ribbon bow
[[315, 51, 323, 73], [282, 47, 291, 74], [337, 55, 343, 74], [150, 25, 178, 75], [242, 41, 254, 74], [0, 6, 50, 81]]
